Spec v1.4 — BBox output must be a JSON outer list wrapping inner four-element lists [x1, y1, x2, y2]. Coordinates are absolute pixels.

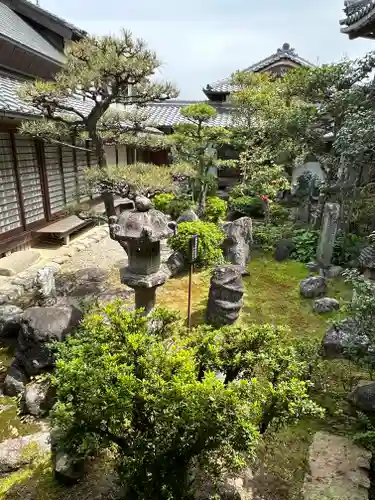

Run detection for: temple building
[[340, 0, 375, 39]]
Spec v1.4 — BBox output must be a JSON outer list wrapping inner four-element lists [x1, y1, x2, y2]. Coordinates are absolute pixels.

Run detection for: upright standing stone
[[110, 195, 173, 315], [316, 202, 340, 269], [35, 267, 57, 306], [206, 265, 244, 327]]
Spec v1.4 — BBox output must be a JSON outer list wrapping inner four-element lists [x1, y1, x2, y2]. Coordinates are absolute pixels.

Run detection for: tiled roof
[[0, 73, 93, 117], [0, 76, 232, 128], [0, 3, 65, 64], [17, 0, 86, 37], [340, 0, 375, 31], [205, 43, 315, 94], [143, 101, 233, 128]]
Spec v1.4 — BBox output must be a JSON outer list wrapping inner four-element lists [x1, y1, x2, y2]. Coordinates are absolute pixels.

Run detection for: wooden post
[[187, 262, 193, 329], [9, 131, 27, 231], [187, 234, 199, 329]]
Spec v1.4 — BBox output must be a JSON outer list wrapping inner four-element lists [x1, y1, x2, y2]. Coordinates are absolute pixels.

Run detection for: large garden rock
[[321, 318, 361, 360], [274, 238, 295, 262], [321, 265, 343, 279], [20, 379, 56, 417], [313, 297, 340, 314], [221, 217, 252, 272], [167, 251, 186, 277], [177, 209, 199, 223], [16, 304, 83, 377], [300, 276, 327, 298], [35, 266, 57, 306], [348, 381, 375, 415], [206, 265, 244, 328], [0, 304, 23, 341], [0, 432, 50, 473], [51, 428, 85, 485], [3, 360, 27, 397]]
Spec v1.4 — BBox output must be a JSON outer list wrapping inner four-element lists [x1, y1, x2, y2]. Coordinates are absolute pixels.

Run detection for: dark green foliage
[[51, 304, 261, 500], [333, 231, 365, 267], [153, 193, 176, 213], [269, 203, 291, 225], [169, 221, 224, 267], [228, 184, 256, 199], [228, 196, 264, 218], [168, 197, 194, 220], [291, 229, 319, 263], [204, 196, 227, 223], [253, 223, 294, 252]]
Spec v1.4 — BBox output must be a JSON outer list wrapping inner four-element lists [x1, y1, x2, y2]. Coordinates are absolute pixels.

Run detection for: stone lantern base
[[120, 267, 170, 315]]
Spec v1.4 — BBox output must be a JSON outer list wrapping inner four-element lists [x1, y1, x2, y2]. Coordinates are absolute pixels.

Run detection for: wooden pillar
[[9, 131, 26, 231], [58, 144, 67, 206], [35, 138, 51, 221], [72, 135, 79, 202]]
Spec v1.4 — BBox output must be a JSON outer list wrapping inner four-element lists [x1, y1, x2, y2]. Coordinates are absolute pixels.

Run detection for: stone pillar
[[316, 203, 340, 269], [134, 288, 156, 316]]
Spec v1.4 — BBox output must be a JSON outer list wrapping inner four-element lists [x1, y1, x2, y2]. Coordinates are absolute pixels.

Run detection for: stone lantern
[[109, 196, 173, 314]]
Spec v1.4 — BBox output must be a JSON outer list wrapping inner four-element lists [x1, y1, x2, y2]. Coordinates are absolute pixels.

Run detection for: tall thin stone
[[316, 202, 340, 269]]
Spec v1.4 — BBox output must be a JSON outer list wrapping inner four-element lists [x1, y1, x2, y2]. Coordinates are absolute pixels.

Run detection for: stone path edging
[[0, 227, 109, 305]]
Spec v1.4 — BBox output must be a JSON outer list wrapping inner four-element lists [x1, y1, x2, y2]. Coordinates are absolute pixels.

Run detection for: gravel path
[[60, 235, 127, 275]]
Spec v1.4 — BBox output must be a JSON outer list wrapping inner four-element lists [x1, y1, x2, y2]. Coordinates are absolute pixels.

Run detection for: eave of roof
[[340, 0, 375, 33], [0, 2, 66, 65], [0, 76, 232, 129], [13, 0, 86, 38], [204, 43, 315, 95]]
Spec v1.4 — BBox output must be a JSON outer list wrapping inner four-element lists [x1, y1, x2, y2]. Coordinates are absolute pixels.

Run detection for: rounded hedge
[[228, 196, 263, 218], [153, 193, 176, 213], [204, 196, 227, 223], [169, 221, 224, 267]]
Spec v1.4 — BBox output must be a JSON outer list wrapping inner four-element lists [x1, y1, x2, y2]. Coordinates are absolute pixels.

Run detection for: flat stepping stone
[[303, 431, 371, 500], [0, 251, 40, 277]]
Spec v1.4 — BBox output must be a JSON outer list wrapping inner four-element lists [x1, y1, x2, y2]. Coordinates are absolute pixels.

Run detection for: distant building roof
[[204, 43, 315, 95], [0, 76, 232, 128], [0, 3, 65, 64], [13, 0, 86, 38], [340, 0, 375, 37]]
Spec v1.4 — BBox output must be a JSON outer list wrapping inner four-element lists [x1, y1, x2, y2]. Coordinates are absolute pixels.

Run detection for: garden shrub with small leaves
[[333, 231, 365, 267], [228, 196, 264, 218], [253, 223, 294, 252], [168, 196, 194, 220], [203, 196, 227, 223], [152, 192, 176, 213], [291, 229, 319, 263], [169, 220, 224, 267]]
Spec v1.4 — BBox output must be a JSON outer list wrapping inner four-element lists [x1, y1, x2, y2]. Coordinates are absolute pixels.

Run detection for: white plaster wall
[[105, 146, 116, 167], [292, 161, 325, 185]]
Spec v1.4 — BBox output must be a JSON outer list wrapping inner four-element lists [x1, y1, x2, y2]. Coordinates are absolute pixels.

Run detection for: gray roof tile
[[0, 78, 232, 128], [340, 0, 375, 30], [0, 3, 65, 64], [205, 43, 315, 94]]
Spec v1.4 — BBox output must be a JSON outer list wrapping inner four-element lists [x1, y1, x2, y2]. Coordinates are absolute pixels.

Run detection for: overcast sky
[[41, 0, 375, 99]]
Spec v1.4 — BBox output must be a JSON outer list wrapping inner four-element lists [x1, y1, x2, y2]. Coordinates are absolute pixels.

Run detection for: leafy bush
[[228, 184, 256, 199], [342, 270, 375, 379], [168, 197, 194, 220], [204, 196, 227, 223], [269, 203, 291, 225], [228, 196, 264, 218], [253, 223, 294, 252], [333, 231, 365, 267], [153, 193, 176, 213], [291, 229, 319, 263], [51, 305, 260, 499], [169, 221, 224, 267]]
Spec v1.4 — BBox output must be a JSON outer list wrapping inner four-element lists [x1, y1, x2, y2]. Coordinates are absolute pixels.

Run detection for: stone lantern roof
[[112, 196, 173, 243]]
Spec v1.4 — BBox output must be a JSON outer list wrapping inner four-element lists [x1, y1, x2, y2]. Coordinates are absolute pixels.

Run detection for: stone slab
[[0, 250, 41, 277], [303, 431, 371, 500]]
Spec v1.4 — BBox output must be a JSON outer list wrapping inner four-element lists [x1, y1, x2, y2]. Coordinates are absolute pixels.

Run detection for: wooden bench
[[92, 197, 134, 217], [34, 215, 92, 245]]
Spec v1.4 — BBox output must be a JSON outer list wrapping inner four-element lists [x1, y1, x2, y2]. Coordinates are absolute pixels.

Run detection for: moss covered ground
[[0, 255, 359, 500]]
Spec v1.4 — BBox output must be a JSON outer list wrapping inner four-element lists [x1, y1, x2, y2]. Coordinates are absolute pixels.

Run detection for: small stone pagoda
[[109, 196, 173, 314]]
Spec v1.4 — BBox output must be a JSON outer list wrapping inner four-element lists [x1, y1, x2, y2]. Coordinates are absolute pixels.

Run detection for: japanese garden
[[1, 6, 375, 500]]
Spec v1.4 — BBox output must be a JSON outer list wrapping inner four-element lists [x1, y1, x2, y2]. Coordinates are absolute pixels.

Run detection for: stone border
[[0, 227, 109, 305]]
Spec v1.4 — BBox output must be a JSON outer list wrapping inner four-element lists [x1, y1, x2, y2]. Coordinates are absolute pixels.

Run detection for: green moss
[[0, 399, 40, 442]]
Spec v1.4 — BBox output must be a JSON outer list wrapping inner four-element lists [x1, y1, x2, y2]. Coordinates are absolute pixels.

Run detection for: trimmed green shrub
[[333, 231, 365, 267], [169, 221, 224, 267], [168, 197, 194, 220], [291, 229, 319, 263], [253, 223, 294, 253], [269, 203, 291, 225], [153, 193, 176, 213], [204, 196, 227, 223], [228, 196, 263, 218]]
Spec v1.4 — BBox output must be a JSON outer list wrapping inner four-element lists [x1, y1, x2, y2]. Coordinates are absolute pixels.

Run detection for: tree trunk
[[90, 130, 115, 219], [197, 183, 208, 218]]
